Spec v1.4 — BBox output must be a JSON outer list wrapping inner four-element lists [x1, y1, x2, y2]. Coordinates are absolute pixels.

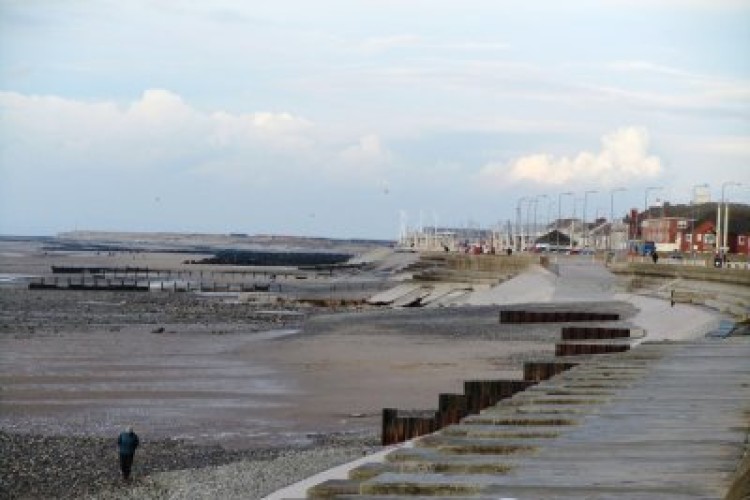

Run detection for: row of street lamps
[[516, 182, 742, 254], [517, 188, 630, 252]]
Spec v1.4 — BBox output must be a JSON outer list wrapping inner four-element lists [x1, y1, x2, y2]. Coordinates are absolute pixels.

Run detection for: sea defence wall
[[367, 253, 535, 307], [380, 310, 627, 446], [409, 252, 533, 282], [610, 262, 750, 319], [306, 306, 750, 499]]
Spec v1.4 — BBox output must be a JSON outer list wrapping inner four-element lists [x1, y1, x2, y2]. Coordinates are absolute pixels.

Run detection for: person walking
[[117, 426, 140, 480]]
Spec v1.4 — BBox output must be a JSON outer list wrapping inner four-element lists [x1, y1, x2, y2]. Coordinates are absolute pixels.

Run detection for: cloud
[[0, 89, 318, 175], [329, 134, 393, 184], [360, 34, 423, 52], [358, 34, 509, 53], [479, 127, 663, 187], [683, 136, 750, 158], [607, 60, 703, 80]]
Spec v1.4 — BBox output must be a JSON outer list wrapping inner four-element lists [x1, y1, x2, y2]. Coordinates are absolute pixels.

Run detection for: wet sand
[[0, 239, 722, 498]]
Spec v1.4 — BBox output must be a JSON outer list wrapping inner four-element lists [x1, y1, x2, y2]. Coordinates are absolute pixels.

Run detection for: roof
[[535, 230, 571, 245]]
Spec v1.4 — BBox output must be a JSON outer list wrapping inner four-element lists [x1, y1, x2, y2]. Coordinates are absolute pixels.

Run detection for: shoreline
[[1, 240, 727, 499]]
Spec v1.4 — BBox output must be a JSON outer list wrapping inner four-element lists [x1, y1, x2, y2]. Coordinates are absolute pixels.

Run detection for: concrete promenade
[[270, 257, 749, 499], [346, 338, 750, 499]]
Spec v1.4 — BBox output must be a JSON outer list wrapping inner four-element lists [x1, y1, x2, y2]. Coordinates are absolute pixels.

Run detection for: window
[[697, 234, 703, 242], [740, 235, 746, 246], [685, 234, 692, 243]]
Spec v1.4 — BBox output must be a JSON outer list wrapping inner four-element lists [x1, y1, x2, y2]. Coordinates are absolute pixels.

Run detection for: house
[[641, 217, 684, 253], [638, 202, 750, 255], [534, 229, 572, 251], [721, 217, 750, 255], [680, 219, 717, 253], [588, 221, 629, 251]]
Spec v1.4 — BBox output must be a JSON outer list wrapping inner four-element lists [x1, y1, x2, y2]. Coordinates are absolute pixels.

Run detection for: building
[[680, 219, 716, 254], [641, 217, 683, 253], [639, 202, 750, 255], [588, 221, 629, 251]]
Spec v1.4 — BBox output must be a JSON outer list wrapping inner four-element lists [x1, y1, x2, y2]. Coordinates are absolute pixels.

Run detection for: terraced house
[[639, 202, 750, 255]]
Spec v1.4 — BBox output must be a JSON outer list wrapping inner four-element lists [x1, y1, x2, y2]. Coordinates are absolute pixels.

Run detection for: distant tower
[[693, 186, 711, 204]]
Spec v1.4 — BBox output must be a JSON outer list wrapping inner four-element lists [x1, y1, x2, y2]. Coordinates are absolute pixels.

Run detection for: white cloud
[[358, 34, 509, 53], [683, 136, 750, 158], [0, 89, 319, 175], [360, 34, 423, 52], [607, 60, 702, 80], [479, 127, 663, 187], [334, 134, 393, 182]]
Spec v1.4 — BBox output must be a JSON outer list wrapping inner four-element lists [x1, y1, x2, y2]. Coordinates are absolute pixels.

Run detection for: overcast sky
[[1, 1, 749, 239]]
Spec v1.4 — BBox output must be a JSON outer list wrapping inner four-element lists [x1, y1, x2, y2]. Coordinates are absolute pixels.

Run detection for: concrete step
[[413, 435, 545, 455], [306, 340, 750, 499], [356, 473, 725, 499], [440, 423, 564, 439]]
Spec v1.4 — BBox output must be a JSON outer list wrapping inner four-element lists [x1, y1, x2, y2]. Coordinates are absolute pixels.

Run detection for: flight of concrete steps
[[305, 314, 750, 499]]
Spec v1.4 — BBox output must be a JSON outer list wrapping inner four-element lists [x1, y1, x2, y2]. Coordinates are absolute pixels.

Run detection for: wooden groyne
[[328, 339, 750, 499], [499, 309, 620, 323], [381, 310, 630, 446], [50, 265, 304, 280], [29, 277, 149, 291], [561, 326, 631, 340]]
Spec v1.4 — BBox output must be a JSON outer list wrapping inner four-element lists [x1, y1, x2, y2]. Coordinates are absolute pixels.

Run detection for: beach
[[0, 238, 722, 499]]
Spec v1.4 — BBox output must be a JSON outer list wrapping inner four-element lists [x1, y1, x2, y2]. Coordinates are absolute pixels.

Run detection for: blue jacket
[[118, 431, 139, 455]]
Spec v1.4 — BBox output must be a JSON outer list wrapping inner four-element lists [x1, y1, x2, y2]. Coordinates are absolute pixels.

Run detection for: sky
[[1, 0, 749, 239]]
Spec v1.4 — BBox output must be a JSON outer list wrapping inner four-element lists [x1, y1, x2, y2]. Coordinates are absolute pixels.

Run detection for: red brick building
[[679, 220, 717, 253], [638, 202, 750, 255], [641, 217, 683, 252]]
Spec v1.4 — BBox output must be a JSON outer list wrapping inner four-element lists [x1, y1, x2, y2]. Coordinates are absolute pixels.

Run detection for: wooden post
[[382, 408, 399, 445], [438, 394, 467, 426], [524, 361, 578, 381]]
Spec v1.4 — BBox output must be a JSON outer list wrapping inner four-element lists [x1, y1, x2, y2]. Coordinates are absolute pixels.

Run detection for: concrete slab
[[265, 259, 745, 499], [354, 339, 750, 498]]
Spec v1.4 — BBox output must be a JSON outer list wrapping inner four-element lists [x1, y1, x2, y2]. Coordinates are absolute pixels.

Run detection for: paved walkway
[[359, 339, 750, 499], [265, 258, 746, 499]]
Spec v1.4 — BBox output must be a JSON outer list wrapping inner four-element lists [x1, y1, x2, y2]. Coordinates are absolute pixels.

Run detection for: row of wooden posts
[[499, 310, 620, 323], [28, 277, 272, 293], [51, 265, 303, 280], [28, 276, 386, 295], [382, 315, 631, 445]]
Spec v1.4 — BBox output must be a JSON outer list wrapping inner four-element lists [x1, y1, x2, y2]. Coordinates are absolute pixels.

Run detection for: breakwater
[[380, 311, 630, 446], [310, 334, 749, 499], [190, 250, 353, 267]]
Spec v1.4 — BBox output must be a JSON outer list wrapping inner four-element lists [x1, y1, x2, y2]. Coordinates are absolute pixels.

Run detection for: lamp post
[[583, 190, 597, 249], [516, 197, 528, 252], [720, 181, 742, 254], [557, 192, 573, 252], [525, 198, 534, 251], [691, 183, 709, 259], [609, 187, 627, 252], [533, 194, 548, 251]]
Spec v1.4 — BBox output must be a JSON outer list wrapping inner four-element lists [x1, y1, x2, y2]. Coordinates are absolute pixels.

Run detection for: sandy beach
[[0, 238, 723, 499]]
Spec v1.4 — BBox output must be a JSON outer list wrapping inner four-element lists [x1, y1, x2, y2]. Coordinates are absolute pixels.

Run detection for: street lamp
[[516, 197, 528, 252], [719, 181, 742, 254], [583, 190, 597, 249], [609, 187, 627, 252], [525, 198, 534, 251], [533, 194, 548, 250], [557, 192, 573, 252], [691, 183, 709, 259]]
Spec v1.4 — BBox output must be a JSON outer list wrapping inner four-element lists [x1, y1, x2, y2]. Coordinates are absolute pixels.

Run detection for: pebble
[[1, 431, 376, 500]]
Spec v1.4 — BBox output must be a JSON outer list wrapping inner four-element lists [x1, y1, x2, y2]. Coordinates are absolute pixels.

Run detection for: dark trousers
[[119, 453, 134, 479]]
